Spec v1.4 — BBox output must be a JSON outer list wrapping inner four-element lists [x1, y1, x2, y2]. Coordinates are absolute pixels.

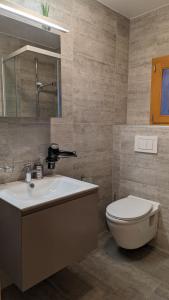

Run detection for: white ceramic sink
[[0, 175, 98, 210]]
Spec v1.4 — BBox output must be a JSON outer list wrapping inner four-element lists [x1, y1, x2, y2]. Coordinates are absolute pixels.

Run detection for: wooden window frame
[[150, 55, 169, 125]]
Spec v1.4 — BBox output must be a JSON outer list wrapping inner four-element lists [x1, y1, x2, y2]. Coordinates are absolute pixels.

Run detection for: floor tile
[[2, 280, 66, 300], [2, 232, 169, 300]]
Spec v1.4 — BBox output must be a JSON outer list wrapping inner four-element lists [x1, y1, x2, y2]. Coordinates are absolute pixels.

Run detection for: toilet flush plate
[[134, 135, 158, 154]]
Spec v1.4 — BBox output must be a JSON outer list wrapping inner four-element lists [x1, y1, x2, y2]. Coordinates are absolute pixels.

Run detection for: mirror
[[0, 14, 61, 118]]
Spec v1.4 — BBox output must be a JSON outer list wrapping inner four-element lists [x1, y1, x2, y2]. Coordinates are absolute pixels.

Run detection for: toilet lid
[[106, 195, 153, 221]]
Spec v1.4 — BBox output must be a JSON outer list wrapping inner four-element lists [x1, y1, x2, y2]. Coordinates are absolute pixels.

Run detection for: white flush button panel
[[134, 136, 158, 154]]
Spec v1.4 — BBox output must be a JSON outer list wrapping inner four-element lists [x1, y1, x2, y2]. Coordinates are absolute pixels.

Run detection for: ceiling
[[97, 0, 169, 19]]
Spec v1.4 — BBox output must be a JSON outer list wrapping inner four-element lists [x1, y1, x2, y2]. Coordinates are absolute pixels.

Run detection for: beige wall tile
[[113, 125, 169, 253]]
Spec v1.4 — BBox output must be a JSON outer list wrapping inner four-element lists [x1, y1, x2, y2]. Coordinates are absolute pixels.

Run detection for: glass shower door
[[2, 57, 17, 117]]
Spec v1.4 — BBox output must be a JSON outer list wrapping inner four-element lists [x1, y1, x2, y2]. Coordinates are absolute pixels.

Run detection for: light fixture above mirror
[[0, 0, 69, 33]]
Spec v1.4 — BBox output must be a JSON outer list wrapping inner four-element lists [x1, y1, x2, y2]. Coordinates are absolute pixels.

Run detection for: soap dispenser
[[34, 159, 44, 179]]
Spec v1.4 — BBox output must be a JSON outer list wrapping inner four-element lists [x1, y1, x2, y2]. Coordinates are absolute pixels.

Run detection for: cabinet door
[[21, 193, 98, 291], [0, 200, 22, 288]]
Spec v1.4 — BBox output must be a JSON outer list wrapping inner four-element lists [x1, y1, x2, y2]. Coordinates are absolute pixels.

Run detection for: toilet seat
[[106, 195, 153, 221]]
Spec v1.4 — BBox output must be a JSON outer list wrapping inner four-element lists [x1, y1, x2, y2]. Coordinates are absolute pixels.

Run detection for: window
[[151, 55, 169, 124]]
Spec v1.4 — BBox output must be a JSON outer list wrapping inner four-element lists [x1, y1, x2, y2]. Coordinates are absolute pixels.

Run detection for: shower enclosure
[[1, 45, 61, 118]]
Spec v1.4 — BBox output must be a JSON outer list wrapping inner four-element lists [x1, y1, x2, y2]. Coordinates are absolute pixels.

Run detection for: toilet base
[[107, 213, 159, 250]]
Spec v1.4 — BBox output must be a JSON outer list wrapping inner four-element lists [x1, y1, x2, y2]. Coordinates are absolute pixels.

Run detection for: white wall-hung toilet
[[106, 195, 160, 250]]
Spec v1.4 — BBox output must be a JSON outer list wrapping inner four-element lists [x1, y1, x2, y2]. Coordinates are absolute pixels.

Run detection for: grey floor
[[2, 232, 169, 300]]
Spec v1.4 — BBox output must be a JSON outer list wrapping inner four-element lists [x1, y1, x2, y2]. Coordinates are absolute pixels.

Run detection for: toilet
[[106, 195, 160, 249]]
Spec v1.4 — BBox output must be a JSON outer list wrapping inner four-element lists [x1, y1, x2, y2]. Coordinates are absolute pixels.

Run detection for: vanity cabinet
[[0, 191, 98, 291]]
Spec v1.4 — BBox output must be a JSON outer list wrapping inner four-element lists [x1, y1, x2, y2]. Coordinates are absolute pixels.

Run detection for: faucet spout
[[24, 164, 35, 188]]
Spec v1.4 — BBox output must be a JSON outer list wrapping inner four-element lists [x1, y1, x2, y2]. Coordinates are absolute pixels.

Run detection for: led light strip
[[0, 2, 69, 33]]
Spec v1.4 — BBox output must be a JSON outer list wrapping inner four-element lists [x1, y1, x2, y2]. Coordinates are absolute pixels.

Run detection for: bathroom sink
[[0, 175, 98, 210]]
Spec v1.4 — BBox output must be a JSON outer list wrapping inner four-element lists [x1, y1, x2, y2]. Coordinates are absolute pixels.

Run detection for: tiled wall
[[49, 0, 129, 231], [128, 5, 169, 125], [111, 4, 169, 254], [0, 0, 129, 233], [0, 118, 51, 182], [112, 125, 169, 252]]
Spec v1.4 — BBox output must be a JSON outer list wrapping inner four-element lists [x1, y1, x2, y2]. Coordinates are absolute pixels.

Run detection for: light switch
[[134, 136, 158, 154]]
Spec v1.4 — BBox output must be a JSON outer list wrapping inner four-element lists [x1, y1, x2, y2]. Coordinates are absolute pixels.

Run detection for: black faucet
[[46, 143, 77, 169]]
